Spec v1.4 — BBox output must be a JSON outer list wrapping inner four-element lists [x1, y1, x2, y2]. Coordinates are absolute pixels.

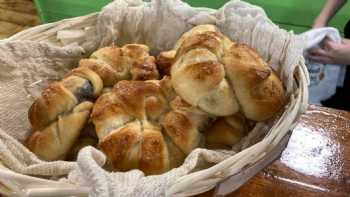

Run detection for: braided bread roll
[[79, 44, 159, 86], [171, 25, 286, 121], [27, 101, 94, 160], [27, 44, 159, 161], [27, 67, 102, 161], [91, 77, 210, 175]]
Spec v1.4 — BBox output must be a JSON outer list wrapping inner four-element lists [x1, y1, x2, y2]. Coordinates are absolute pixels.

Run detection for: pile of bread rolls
[[26, 25, 286, 175]]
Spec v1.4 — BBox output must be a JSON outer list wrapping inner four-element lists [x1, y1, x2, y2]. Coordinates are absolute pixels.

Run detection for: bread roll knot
[[91, 77, 210, 175], [169, 25, 286, 121], [26, 44, 159, 161]]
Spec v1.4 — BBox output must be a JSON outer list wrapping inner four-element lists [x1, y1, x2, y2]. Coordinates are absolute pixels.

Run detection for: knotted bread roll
[[170, 25, 286, 121], [204, 114, 248, 150], [91, 77, 211, 175], [27, 44, 159, 161], [27, 67, 102, 161], [80, 44, 159, 86]]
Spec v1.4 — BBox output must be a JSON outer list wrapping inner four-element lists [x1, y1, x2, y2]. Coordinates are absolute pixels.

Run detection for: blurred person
[[309, 0, 350, 111]]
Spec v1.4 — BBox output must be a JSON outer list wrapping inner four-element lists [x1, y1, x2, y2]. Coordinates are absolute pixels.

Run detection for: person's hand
[[308, 38, 350, 65]]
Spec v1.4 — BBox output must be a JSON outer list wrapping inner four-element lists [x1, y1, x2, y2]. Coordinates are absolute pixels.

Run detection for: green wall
[[34, 0, 111, 22], [34, 0, 350, 34], [187, 0, 350, 33], [244, 0, 350, 33]]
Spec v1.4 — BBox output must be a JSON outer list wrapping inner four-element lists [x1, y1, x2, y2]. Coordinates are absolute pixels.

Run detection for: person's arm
[[313, 0, 347, 28]]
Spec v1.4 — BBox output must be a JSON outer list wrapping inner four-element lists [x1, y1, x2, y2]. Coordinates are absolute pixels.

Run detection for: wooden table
[[197, 105, 350, 197]]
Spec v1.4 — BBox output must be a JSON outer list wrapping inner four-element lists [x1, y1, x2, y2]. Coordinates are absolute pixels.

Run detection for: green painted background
[[245, 0, 350, 33], [34, 0, 350, 33]]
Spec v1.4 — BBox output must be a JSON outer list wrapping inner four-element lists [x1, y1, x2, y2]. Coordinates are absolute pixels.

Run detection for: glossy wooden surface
[[197, 105, 350, 197]]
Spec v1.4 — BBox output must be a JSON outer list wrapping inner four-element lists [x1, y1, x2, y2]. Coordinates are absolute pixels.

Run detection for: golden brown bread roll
[[157, 50, 176, 76], [171, 25, 239, 117], [174, 24, 220, 51], [80, 44, 159, 86], [204, 114, 248, 150], [26, 101, 94, 161], [91, 77, 210, 175], [223, 43, 286, 121], [27, 66, 102, 161], [27, 44, 159, 161], [28, 67, 102, 131], [170, 24, 286, 121]]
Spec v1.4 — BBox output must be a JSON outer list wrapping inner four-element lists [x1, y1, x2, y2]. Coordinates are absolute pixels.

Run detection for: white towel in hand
[[301, 27, 346, 104], [302, 27, 341, 50]]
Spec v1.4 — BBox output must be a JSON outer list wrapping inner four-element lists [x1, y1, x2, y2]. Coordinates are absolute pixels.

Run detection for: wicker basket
[[0, 0, 309, 196]]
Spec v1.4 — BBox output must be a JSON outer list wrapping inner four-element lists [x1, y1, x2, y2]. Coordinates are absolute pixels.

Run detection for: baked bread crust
[[91, 77, 210, 175], [170, 24, 286, 121], [27, 44, 159, 161], [80, 44, 159, 86], [26, 26, 286, 174], [204, 114, 248, 150]]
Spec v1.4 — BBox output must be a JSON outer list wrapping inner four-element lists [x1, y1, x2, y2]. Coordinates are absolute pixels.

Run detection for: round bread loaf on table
[[91, 77, 211, 175], [27, 44, 159, 161], [170, 24, 286, 121]]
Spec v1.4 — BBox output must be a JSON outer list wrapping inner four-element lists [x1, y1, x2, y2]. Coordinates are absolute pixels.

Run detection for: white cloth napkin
[[301, 27, 345, 104], [302, 27, 341, 50]]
